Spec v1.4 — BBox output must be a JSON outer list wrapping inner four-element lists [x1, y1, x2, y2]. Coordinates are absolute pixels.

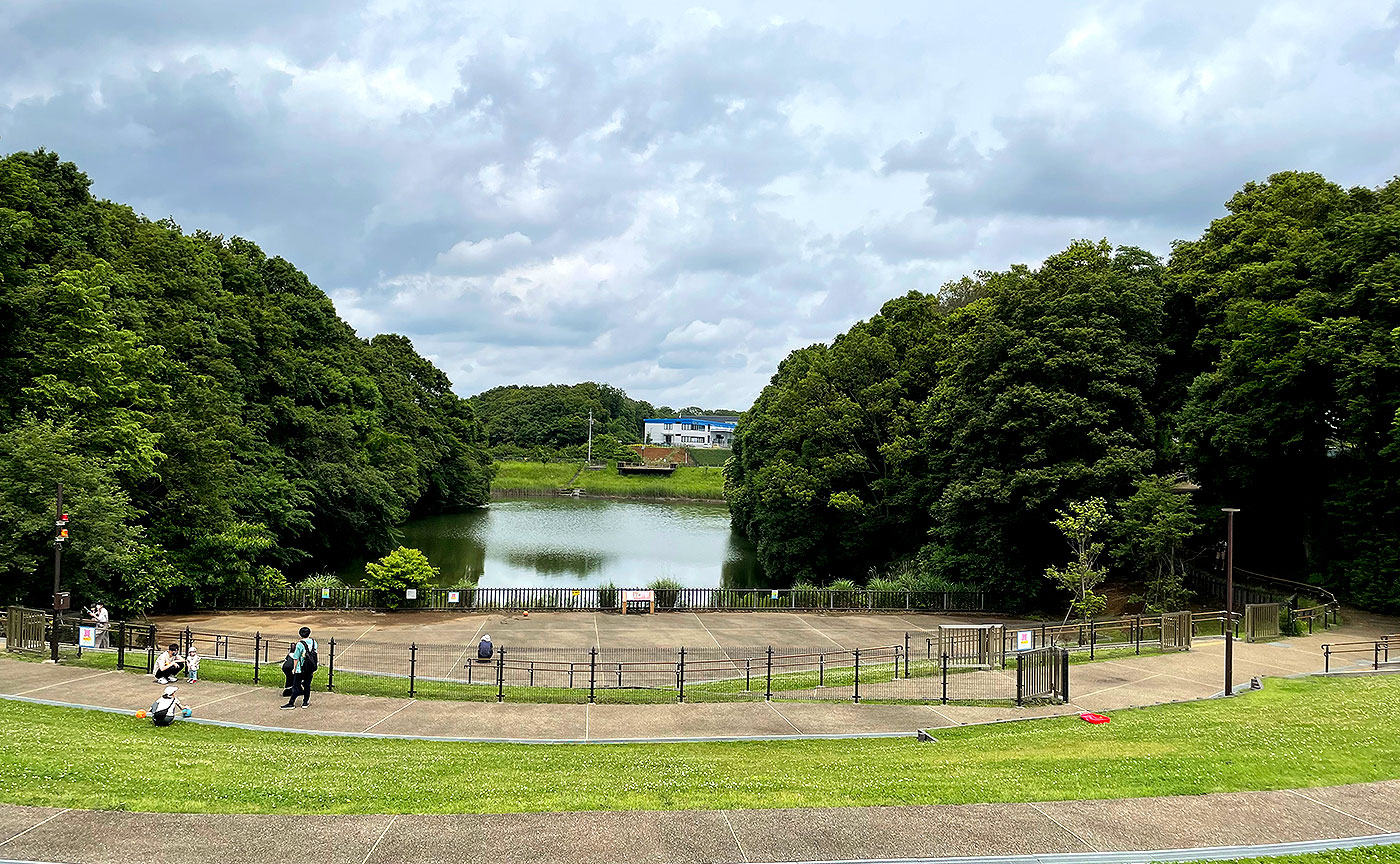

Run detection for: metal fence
[[206, 586, 990, 613], [1321, 635, 1398, 673], [36, 619, 1069, 706]]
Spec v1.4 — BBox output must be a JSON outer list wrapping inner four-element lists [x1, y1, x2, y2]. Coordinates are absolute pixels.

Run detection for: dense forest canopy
[[0, 150, 495, 612], [728, 172, 1400, 613]]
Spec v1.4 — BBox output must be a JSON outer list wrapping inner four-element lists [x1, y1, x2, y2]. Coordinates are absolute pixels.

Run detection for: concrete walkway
[[2, 615, 1392, 741], [0, 783, 1395, 864]]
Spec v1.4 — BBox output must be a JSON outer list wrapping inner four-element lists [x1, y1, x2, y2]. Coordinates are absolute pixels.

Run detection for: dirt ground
[[147, 608, 1028, 653]]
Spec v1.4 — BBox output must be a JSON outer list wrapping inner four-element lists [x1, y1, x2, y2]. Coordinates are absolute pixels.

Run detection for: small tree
[[1111, 476, 1200, 612], [364, 546, 438, 609], [1043, 497, 1111, 624]]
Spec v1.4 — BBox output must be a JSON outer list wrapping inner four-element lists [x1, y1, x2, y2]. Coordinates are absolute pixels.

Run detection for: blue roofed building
[[642, 418, 735, 448]]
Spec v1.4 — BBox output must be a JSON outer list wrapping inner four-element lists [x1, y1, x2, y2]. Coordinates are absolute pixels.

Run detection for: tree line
[[470, 382, 738, 459], [0, 150, 495, 612], [727, 172, 1400, 614]]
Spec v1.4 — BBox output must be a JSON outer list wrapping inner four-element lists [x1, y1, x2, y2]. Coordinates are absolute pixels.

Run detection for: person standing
[[91, 602, 110, 648], [280, 627, 318, 710]]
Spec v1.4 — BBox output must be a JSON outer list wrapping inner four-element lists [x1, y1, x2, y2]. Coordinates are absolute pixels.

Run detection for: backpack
[[299, 638, 319, 675]]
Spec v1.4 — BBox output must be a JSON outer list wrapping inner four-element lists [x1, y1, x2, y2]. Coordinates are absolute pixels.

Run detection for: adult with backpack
[[280, 626, 318, 710]]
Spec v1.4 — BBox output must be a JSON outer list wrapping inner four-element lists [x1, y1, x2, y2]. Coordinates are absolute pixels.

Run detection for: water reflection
[[358, 498, 766, 588]]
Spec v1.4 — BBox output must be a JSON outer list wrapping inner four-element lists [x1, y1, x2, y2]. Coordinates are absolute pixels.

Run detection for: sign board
[[321, 588, 331, 599], [572, 589, 580, 597], [770, 589, 780, 600], [53, 591, 70, 611], [405, 588, 418, 600], [621, 590, 654, 602], [448, 591, 460, 604], [79, 626, 96, 648], [1016, 630, 1034, 652]]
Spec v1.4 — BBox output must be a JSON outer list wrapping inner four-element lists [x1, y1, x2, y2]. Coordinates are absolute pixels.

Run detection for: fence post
[[765, 646, 773, 701], [146, 626, 156, 674], [678, 647, 685, 703], [1016, 652, 1024, 706], [853, 649, 861, 703], [327, 637, 335, 692], [1135, 616, 1141, 655], [1060, 648, 1070, 702], [904, 633, 911, 678], [1376, 642, 1381, 671], [941, 653, 948, 704], [117, 622, 126, 669], [183, 626, 192, 655], [1323, 644, 1331, 674], [253, 631, 261, 684], [409, 643, 417, 697], [497, 646, 506, 702], [745, 657, 751, 691], [819, 653, 824, 688], [1090, 621, 1096, 660], [589, 646, 597, 703]]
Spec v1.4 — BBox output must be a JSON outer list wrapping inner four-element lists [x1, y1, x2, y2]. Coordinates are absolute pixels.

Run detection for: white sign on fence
[[621, 589, 654, 602], [405, 588, 418, 600], [79, 625, 96, 647], [448, 591, 460, 604], [321, 588, 330, 599], [1016, 630, 1034, 651], [770, 589, 779, 600]]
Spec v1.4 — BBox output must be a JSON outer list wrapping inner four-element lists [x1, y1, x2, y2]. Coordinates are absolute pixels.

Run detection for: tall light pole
[[586, 410, 595, 466], [51, 483, 69, 663], [1221, 507, 1239, 696]]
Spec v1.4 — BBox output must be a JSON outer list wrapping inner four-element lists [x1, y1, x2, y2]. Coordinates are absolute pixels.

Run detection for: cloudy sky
[[3, 2, 1398, 408]]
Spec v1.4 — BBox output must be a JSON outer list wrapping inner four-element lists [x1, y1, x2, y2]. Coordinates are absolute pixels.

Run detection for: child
[[186, 648, 200, 682]]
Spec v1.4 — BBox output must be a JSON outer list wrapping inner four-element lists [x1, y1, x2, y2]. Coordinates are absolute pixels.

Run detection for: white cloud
[[2, 0, 1396, 408]]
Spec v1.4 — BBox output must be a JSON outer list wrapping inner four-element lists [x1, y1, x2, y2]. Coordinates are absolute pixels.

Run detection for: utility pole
[[1222, 507, 1239, 697], [587, 409, 595, 465], [51, 483, 70, 663]]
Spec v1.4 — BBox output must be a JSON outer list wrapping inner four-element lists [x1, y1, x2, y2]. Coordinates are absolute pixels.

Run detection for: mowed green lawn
[[1, 675, 1398, 815], [491, 460, 726, 500], [1199, 848, 1400, 864]]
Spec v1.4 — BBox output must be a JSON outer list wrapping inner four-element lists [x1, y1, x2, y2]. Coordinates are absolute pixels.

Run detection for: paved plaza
[[0, 783, 1395, 864]]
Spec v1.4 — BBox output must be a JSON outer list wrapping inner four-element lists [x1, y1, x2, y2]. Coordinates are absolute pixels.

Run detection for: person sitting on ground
[[154, 644, 185, 684], [476, 634, 493, 662], [148, 685, 188, 727]]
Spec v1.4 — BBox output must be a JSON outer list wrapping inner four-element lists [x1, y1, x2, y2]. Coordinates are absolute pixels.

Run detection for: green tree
[[363, 546, 439, 608], [1110, 476, 1200, 612], [1043, 497, 1112, 623]]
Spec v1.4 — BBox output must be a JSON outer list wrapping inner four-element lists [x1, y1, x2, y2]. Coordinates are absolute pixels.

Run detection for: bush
[[827, 578, 859, 608], [649, 577, 684, 610], [295, 573, 347, 590], [790, 580, 822, 608], [364, 547, 439, 609], [598, 582, 617, 610], [865, 576, 904, 608]]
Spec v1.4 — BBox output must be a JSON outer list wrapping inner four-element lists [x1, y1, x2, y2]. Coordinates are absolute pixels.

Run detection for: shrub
[[364, 547, 439, 609], [598, 582, 617, 610], [296, 573, 347, 590], [827, 578, 859, 608], [865, 576, 904, 608], [649, 577, 684, 610]]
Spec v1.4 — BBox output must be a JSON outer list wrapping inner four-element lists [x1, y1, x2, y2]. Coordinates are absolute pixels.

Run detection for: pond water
[[367, 497, 765, 589]]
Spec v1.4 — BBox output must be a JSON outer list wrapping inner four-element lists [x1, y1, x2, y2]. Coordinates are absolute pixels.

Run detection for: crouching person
[[149, 685, 188, 727]]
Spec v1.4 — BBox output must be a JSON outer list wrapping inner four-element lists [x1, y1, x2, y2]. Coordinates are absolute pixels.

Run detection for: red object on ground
[[1080, 712, 1111, 724]]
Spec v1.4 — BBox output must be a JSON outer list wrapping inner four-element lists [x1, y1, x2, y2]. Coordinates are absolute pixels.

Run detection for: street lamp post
[[1221, 507, 1240, 696]]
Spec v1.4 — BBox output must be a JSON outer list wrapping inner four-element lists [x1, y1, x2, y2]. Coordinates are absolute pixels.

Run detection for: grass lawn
[[1, 675, 1397, 814], [1194, 848, 1400, 864], [491, 460, 726, 501]]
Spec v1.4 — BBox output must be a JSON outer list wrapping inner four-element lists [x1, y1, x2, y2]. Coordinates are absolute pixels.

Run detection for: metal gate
[[1016, 647, 1068, 704], [1245, 603, 1282, 643], [5, 606, 47, 653], [939, 624, 1005, 668], [1160, 611, 1192, 651]]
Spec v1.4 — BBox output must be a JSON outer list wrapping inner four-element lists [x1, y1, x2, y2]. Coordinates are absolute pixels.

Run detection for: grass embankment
[[491, 460, 726, 501], [1, 676, 1398, 814], [1196, 850, 1400, 864]]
